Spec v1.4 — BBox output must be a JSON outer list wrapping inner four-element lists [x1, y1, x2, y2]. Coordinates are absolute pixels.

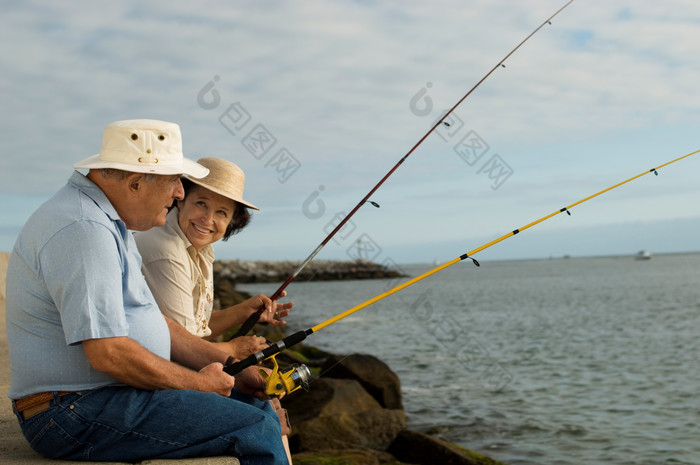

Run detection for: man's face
[[130, 174, 184, 231]]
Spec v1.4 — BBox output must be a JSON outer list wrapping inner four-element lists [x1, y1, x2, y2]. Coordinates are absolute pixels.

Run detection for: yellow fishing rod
[[224, 149, 699, 395]]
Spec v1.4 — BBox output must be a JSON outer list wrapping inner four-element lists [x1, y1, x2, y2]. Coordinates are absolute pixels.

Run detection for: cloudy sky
[[1, 0, 699, 265]]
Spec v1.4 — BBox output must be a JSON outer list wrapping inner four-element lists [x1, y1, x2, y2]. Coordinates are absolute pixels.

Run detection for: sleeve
[[40, 221, 129, 345], [141, 255, 199, 335]]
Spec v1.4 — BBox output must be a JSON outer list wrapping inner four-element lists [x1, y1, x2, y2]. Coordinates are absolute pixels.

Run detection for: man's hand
[[198, 363, 236, 397]]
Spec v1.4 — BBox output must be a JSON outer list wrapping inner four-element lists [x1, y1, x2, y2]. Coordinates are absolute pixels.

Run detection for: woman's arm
[[210, 336, 269, 359]]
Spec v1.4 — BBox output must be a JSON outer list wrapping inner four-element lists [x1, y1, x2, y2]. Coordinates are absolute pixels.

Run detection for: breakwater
[[213, 259, 404, 283]]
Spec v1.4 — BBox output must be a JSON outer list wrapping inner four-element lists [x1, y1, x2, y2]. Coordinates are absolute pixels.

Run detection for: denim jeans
[[14, 386, 288, 465]]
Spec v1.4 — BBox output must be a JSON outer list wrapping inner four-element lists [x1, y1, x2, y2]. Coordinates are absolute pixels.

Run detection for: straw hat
[[73, 119, 209, 178], [186, 157, 259, 210]]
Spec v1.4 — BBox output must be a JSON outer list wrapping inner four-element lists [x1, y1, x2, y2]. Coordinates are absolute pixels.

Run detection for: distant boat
[[635, 250, 652, 260]]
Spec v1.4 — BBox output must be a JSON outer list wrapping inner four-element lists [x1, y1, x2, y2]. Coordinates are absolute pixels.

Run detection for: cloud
[[1, 0, 699, 260]]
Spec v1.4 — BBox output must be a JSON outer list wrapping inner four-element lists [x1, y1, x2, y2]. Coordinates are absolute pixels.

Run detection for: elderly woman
[[134, 157, 293, 357], [134, 157, 294, 459]]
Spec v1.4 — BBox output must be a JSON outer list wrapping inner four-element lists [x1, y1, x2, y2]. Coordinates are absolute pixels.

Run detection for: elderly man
[[5, 120, 288, 464]]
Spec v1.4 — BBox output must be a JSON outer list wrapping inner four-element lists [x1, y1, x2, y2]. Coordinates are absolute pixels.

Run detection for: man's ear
[[126, 173, 145, 197]]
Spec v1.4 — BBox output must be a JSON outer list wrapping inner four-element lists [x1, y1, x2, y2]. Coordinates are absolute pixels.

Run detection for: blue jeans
[[14, 386, 288, 465]]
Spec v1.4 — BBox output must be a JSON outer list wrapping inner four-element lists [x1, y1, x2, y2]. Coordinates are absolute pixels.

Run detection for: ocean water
[[238, 253, 700, 465]]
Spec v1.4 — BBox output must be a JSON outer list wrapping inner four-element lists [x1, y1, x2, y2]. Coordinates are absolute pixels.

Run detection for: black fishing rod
[[231, 0, 577, 339], [226, 149, 700, 395]]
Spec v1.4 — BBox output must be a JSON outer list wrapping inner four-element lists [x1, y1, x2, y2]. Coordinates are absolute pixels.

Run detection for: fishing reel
[[259, 354, 311, 397], [223, 330, 313, 396]]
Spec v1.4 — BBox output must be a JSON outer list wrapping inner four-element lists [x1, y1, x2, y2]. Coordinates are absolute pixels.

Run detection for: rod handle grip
[[223, 330, 310, 375]]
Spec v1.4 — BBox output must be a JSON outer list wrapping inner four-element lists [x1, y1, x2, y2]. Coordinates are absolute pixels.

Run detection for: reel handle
[[259, 354, 311, 397]]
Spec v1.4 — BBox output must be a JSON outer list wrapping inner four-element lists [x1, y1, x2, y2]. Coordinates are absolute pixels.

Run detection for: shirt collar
[[68, 171, 122, 223]]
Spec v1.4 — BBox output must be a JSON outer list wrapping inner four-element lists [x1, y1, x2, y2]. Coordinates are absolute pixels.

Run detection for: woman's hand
[[209, 292, 294, 339], [227, 335, 268, 359], [242, 291, 293, 326]]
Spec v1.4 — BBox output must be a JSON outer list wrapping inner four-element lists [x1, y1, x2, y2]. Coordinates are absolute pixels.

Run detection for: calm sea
[[239, 253, 700, 465]]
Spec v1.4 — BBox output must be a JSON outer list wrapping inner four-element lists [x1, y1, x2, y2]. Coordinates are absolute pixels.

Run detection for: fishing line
[[231, 0, 577, 339], [226, 148, 700, 391]]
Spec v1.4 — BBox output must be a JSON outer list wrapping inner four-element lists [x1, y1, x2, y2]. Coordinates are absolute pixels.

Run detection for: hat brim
[[74, 154, 209, 179], [187, 176, 260, 210]]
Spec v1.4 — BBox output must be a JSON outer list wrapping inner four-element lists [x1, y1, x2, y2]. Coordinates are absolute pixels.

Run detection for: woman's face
[[177, 185, 236, 250]]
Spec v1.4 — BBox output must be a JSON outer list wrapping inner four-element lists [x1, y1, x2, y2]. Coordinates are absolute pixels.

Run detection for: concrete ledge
[[1, 251, 239, 465]]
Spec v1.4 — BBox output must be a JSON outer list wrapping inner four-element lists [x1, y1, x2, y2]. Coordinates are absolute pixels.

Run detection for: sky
[[1, 0, 699, 265]]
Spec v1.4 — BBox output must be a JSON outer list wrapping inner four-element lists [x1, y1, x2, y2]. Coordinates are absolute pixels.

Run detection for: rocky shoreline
[[277, 348, 507, 465], [213, 259, 405, 284], [215, 260, 507, 465]]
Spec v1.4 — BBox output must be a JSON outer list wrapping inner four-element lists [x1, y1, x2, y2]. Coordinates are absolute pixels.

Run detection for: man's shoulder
[[24, 184, 113, 242]]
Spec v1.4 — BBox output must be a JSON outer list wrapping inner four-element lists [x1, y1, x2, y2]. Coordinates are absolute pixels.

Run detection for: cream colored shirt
[[134, 208, 215, 337]]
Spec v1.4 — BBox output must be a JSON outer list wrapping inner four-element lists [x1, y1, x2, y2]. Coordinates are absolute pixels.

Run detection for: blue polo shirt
[[6, 171, 171, 399]]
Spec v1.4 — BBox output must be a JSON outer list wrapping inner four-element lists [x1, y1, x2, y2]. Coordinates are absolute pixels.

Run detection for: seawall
[[214, 259, 404, 283]]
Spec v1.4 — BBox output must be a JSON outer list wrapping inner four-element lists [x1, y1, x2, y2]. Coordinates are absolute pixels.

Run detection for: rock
[[388, 430, 508, 465], [205, 265, 507, 465], [295, 345, 333, 362], [282, 378, 406, 452], [212, 274, 251, 309], [321, 354, 403, 410], [291, 449, 401, 465]]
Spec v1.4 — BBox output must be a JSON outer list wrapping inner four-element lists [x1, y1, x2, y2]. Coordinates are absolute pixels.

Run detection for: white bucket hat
[[185, 157, 259, 210], [73, 119, 209, 178]]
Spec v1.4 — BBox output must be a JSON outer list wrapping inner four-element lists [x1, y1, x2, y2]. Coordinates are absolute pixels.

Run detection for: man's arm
[[82, 316, 269, 399], [82, 318, 234, 396]]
